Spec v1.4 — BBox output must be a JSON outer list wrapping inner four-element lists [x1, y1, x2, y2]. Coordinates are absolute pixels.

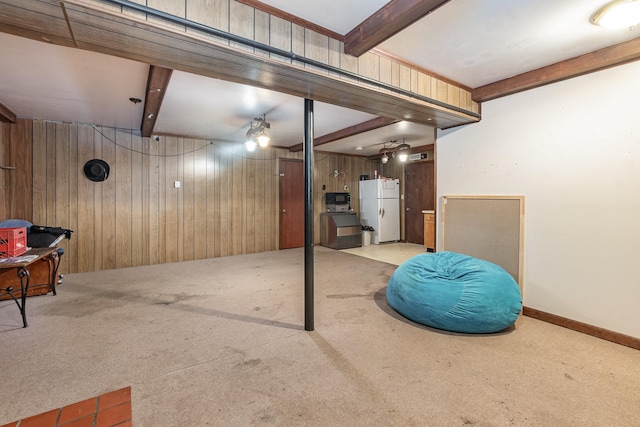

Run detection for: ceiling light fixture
[[245, 114, 271, 151], [397, 141, 410, 162], [381, 153, 389, 164], [245, 140, 257, 152], [592, 0, 640, 29]]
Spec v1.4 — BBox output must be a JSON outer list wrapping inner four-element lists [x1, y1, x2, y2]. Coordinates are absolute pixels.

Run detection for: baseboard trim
[[522, 306, 639, 351]]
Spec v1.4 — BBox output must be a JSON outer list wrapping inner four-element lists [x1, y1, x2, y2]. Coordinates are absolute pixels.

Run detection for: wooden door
[[279, 159, 305, 249], [404, 160, 435, 244]]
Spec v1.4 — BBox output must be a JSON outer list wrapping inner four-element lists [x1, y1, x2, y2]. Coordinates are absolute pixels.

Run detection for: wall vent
[[408, 152, 428, 161]]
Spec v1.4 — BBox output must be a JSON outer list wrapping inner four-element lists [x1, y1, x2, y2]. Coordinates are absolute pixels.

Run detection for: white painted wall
[[437, 61, 640, 338]]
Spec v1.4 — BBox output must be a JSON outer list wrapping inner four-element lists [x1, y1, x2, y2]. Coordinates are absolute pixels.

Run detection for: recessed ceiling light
[[592, 0, 640, 30], [355, 146, 363, 150]]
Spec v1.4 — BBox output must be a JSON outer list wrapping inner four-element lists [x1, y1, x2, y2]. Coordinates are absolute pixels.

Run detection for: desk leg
[[0, 267, 30, 328], [48, 252, 60, 296], [16, 267, 30, 327]]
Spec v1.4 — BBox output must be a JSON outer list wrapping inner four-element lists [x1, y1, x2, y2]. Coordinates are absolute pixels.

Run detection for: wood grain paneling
[[5, 119, 33, 221], [2, 120, 405, 274], [0, 123, 6, 219]]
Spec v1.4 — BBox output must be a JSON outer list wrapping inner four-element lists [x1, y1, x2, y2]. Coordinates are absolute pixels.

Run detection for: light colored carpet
[[0, 247, 638, 426], [341, 242, 426, 265]]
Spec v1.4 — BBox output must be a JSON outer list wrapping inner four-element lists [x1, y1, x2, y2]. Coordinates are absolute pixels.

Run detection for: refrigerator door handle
[[381, 208, 385, 218]]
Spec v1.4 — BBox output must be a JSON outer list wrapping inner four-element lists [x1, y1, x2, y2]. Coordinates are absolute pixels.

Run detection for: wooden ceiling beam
[[0, 101, 17, 123], [344, 0, 451, 57], [289, 116, 399, 152], [140, 65, 173, 138], [57, 1, 477, 128], [473, 36, 640, 102]]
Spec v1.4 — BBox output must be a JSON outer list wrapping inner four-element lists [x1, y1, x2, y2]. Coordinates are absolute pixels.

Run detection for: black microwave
[[325, 192, 350, 206]]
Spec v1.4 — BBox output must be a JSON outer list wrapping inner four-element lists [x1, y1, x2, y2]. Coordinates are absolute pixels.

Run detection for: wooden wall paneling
[[122, 0, 147, 21], [207, 142, 218, 258], [304, 30, 329, 74], [54, 123, 70, 232], [340, 43, 359, 85], [156, 135, 167, 264], [115, 128, 132, 269], [130, 131, 144, 267], [269, 15, 292, 64], [245, 150, 256, 254], [186, 0, 230, 45], [390, 61, 400, 89], [193, 141, 208, 260], [447, 83, 459, 107], [410, 69, 418, 95], [265, 147, 276, 251], [252, 146, 264, 253], [9, 119, 33, 221], [20, 118, 419, 272], [176, 137, 185, 262], [462, 91, 471, 113], [312, 153, 324, 244], [100, 127, 117, 270], [65, 124, 78, 274], [210, 142, 220, 258], [291, 24, 305, 69], [358, 52, 381, 85], [379, 56, 393, 91], [164, 136, 179, 264], [3, 122, 11, 219], [76, 125, 94, 272], [147, 136, 161, 266], [437, 80, 448, 104], [354, 157, 364, 213], [254, 9, 269, 59], [430, 78, 438, 103], [417, 72, 432, 98], [398, 64, 411, 92], [0, 123, 5, 219], [217, 143, 231, 257], [232, 146, 245, 255], [182, 138, 195, 261], [147, 0, 186, 31], [44, 122, 57, 225], [229, 1, 255, 53], [327, 38, 341, 78], [91, 126, 104, 271]]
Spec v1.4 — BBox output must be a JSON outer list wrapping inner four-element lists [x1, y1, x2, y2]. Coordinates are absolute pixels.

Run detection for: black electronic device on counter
[[325, 192, 350, 212]]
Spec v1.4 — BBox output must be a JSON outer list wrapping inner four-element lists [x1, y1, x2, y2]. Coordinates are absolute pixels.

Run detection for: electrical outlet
[[344, 185, 348, 191]]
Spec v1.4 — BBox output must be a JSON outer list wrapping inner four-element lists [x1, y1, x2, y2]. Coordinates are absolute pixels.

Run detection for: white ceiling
[[1, 0, 639, 157], [377, 0, 640, 88]]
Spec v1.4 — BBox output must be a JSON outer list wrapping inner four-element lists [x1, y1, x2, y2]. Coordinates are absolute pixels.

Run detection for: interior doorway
[[404, 160, 435, 244], [279, 158, 305, 249]]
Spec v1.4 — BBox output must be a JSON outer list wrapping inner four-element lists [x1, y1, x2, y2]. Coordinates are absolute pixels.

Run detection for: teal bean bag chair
[[386, 252, 522, 333]]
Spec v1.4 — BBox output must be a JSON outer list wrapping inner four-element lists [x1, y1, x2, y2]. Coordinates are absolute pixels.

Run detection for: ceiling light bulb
[[398, 153, 408, 162], [381, 153, 389, 164], [592, 0, 640, 29], [257, 134, 270, 147], [245, 140, 257, 152]]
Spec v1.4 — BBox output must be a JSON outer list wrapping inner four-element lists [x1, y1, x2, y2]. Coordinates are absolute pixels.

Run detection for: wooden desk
[[0, 247, 58, 327]]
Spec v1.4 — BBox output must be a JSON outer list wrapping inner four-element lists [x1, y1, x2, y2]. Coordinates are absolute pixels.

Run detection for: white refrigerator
[[359, 178, 400, 244]]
